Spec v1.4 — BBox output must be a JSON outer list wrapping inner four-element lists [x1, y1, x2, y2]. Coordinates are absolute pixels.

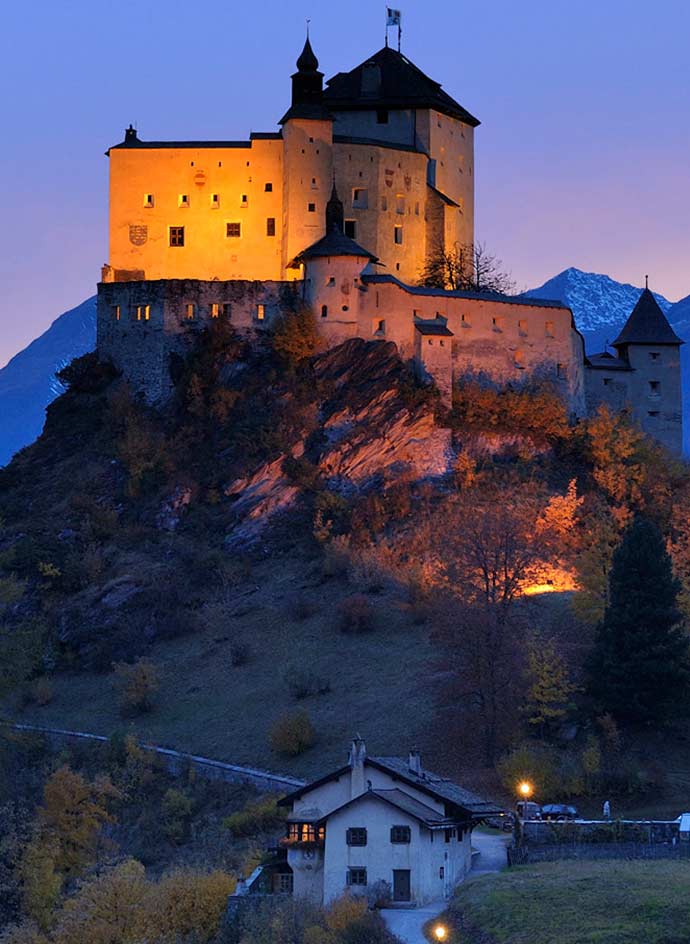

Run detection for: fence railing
[[509, 841, 690, 866], [2, 721, 306, 794]]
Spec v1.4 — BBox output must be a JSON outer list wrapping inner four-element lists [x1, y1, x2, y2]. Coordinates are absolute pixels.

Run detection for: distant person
[[603, 800, 611, 820]]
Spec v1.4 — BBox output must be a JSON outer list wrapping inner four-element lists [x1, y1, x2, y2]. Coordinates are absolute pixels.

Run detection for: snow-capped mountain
[[523, 267, 673, 354], [0, 297, 96, 467]]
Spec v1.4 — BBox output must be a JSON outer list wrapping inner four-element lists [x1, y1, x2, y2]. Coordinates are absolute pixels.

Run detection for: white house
[[277, 738, 502, 906]]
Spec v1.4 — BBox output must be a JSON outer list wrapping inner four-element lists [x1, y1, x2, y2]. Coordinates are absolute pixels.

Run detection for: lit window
[[226, 222, 241, 238], [136, 304, 150, 322], [321, 305, 328, 318], [185, 303, 195, 320], [143, 193, 154, 208], [545, 320, 555, 338], [178, 194, 189, 207], [308, 202, 316, 213], [346, 828, 367, 846], [169, 226, 185, 247], [112, 304, 121, 321], [257, 304, 265, 320], [266, 217, 276, 237], [344, 220, 357, 239], [391, 825, 411, 844], [211, 303, 220, 319], [265, 182, 273, 192], [210, 193, 220, 208], [352, 188, 368, 209], [347, 868, 367, 886], [394, 225, 403, 245]]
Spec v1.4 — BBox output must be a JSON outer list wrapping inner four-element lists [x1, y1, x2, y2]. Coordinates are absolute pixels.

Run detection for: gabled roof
[[613, 288, 683, 347], [319, 788, 452, 828], [324, 46, 480, 127], [586, 351, 631, 371], [291, 228, 379, 265]]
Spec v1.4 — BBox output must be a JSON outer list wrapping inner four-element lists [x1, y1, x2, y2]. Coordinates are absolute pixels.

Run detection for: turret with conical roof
[[280, 34, 333, 123], [612, 286, 683, 349]]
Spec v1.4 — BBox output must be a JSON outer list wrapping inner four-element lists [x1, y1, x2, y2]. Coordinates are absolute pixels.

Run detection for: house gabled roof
[[316, 788, 453, 828], [613, 288, 683, 347], [324, 46, 480, 127]]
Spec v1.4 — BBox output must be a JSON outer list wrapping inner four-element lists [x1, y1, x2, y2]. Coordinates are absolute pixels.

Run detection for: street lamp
[[433, 925, 448, 941], [517, 780, 533, 819]]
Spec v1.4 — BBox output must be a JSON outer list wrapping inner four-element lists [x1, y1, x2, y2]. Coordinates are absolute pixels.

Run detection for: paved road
[[471, 829, 510, 875], [380, 900, 446, 944]]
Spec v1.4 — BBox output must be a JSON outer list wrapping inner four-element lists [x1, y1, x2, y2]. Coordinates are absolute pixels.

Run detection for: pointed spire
[[613, 286, 683, 348], [296, 35, 319, 73]]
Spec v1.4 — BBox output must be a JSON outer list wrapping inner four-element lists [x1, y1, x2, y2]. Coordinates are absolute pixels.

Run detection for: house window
[[344, 220, 357, 239], [649, 381, 661, 396], [391, 825, 411, 844], [143, 193, 154, 208], [394, 225, 403, 245], [376, 108, 389, 124], [353, 188, 368, 209], [136, 304, 150, 322], [222, 303, 232, 319], [112, 305, 121, 321], [308, 202, 316, 213], [278, 873, 294, 894], [226, 222, 241, 238], [321, 305, 328, 318], [396, 195, 405, 215], [545, 320, 555, 338], [347, 868, 367, 886], [439, 866, 445, 880], [210, 193, 220, 208], [211, 303, 220, 319], [265, 182, 273, 192], [256, 304, 265, 321], [169, 226, 185, 247], [266, 217, 276, 236], [346, 828, 367, 847], [185, 303, 195, 320], [178, 194, 189, 207]]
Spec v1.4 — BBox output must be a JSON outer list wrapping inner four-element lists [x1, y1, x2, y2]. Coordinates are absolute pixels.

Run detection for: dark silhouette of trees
[[418, 241, 515, 295], [587, 517, 690, 724]]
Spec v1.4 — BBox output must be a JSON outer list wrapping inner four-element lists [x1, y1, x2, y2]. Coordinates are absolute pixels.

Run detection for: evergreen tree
[[587, 516, 690, 724]]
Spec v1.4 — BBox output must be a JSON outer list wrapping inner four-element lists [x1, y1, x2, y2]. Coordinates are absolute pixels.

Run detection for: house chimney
[[349, 736, 367, 798], [408, 748, 422, 776]]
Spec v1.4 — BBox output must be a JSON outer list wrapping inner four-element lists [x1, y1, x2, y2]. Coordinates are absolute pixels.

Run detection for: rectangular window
[[396, 195, 405, 215], [321, 304, 328, 318], [352, 188, 368, 209], [649, 381, 660, 395], [241, 194, 248, 207], [211, 303, 220, 319], [136, 304, 150, 322], [222, 303, 232, 319], [394, 225, 403, 245], [648, 410, 660, 417], [226, 222, 241, 238], [308, 202, 316, 213], [256, 304, 265, 321], [346, 828, 367, 847], [445, 828, 455, 843], [112, 304, 121, 321], [391, 825, 411, 844], [518, 319, 528, 336], [266, 217, 276, 237], [311, 177, 318, 189], [264, 182, 273, 192], [381, 196, 388, 211], [169, 226, 185, 247], [210, 193, 220, 208], [347, 868, 367, 886], [185, 303, 195, 321], [143, 193, 154, 208], [649, 352, 660, 360], [492, 316, 505, 332], [376, 108, 389, 124], [375, 319, 385, 335], [545, 320, 555, 337], [178, 193, 189, 207], [344, 220, 357, 239], [278, 873, 293, 894], [327, 276, 336, 287]]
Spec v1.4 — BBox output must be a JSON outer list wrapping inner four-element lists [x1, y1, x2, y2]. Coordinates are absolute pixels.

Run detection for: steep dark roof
[[613, 288, 683, 347], [324, 46, 480, 126], [586, 351, 631, 371], [370, 757, 501, 816], [296, 36, 319, 72], [292, 229, 378, 265]]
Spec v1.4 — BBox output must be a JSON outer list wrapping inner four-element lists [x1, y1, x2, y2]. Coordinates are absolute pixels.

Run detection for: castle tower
[[280, 37, 334, 276], [611, 286, 683, 452]]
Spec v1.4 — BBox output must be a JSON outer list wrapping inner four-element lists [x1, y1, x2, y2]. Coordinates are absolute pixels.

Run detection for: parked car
[[540, 803, 578, 821], [486, 813, 516, 832], [516, 801, 542, 820]]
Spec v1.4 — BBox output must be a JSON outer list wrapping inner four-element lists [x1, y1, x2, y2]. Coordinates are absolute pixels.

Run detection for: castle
[[96, 36, 683, 452]]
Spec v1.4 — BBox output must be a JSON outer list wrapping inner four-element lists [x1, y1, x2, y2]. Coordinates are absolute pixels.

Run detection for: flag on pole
[[386, 8, 402, 26]]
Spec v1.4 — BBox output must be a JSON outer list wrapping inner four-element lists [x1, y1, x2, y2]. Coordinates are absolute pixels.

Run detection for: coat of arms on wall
[[129, 225, 148, 246]]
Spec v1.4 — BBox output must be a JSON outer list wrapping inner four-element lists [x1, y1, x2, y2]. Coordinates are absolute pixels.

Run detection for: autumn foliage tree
[[524, 634, 578, 737], [271, 306, 323, 367]]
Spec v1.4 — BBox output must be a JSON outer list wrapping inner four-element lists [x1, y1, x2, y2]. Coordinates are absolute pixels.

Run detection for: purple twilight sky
[[1, 0, 689, 368]]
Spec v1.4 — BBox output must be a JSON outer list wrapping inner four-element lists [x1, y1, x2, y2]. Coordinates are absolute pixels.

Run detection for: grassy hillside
[[447, 860, 690, 944]]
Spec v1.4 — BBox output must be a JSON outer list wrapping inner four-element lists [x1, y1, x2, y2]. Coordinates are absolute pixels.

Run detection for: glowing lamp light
[[433, 925, 448, 941], [518, 781, 533, 799]]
